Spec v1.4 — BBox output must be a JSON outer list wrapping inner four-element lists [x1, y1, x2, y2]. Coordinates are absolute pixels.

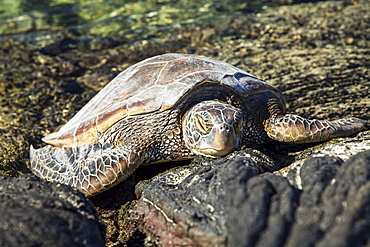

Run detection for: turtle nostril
[[221, 125, 229, 131]]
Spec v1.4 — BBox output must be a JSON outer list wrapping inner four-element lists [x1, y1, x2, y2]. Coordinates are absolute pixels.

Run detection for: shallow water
[[0, 0, 318, 39]]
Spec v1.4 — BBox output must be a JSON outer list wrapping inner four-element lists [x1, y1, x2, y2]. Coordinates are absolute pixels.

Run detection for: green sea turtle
[[30, 53, 364, 197]]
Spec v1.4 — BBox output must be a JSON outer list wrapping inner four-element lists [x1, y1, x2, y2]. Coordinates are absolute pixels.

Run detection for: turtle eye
[[194, 114, 212, 135], [234, 120, 243, 132]]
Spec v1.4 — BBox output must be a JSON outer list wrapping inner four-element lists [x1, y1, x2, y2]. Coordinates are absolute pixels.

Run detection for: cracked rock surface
[[134, 149, 370, 247]]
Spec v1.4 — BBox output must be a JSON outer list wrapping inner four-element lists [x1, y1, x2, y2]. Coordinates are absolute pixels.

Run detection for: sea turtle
[[30, 53, 364, 197]]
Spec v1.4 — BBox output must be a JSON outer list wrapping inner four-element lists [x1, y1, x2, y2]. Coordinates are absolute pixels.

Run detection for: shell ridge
[[95, 115, 100, 140], [154, 56, 206, 85], [154, 60, 171, 85], [175, 69, 219, 82], [160, 82, 193, 110], [73, 123, 78, 145]]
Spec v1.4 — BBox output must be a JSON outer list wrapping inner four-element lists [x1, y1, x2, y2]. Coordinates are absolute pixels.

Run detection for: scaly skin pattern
[[31, 109, 191, 197], [30, 143, 139, 196], [182, 101, 243, 157], [29, 53, 365, 197], [266, 115, 364, 143]]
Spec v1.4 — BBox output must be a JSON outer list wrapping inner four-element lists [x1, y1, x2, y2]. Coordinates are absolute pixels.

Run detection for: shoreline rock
[[0, 174, 105, 247], [133, 149, 370, 247]]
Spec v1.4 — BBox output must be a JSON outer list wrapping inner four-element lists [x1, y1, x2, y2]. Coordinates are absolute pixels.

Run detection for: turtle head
[[182, 100, 243, 157]]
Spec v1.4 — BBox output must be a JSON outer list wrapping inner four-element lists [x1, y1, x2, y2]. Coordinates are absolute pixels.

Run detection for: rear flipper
[[30, 143, 139, 197], [266, 115, 365, 143]]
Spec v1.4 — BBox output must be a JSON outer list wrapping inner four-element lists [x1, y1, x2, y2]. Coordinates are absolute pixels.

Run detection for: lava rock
[[0, 174, 105, 247], [286, 151, 370, 247], [226, 173, 299, 247], [134, 149, 370, 247], [133, 149, 279, 246]]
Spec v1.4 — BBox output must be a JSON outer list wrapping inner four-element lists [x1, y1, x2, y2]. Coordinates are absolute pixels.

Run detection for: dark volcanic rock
[[0, 174, 105, 247], [133, 149, 292, 246], [227, 173, 299, 247], [134, 150, 370, 247], [287, 151, 370, 247], [134, 149, 268, 246]]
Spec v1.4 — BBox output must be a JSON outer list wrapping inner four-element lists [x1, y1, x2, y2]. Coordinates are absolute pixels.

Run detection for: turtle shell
[[43, 53, 283, 147]]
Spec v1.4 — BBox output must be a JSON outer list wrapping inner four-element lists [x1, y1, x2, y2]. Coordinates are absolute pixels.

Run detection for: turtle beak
[[198, 123, 241, 157]]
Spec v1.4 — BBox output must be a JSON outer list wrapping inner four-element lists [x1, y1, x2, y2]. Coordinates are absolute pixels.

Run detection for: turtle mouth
[[196, 147, 235, 158], [195, 129, 241, 158]]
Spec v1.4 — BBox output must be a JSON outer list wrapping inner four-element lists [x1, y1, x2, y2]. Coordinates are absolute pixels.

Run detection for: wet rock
[[133, 149, 370, 247], [0, 174, 105, 247], [40, 37, 120, 56]]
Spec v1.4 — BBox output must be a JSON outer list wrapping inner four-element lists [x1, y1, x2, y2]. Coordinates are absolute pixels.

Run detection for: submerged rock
[[0, 174, 105, 247]]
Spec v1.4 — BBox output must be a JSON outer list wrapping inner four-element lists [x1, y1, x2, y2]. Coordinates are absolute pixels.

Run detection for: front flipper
[[266, 115, 365, 143], [30, 143, 140, 197]]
